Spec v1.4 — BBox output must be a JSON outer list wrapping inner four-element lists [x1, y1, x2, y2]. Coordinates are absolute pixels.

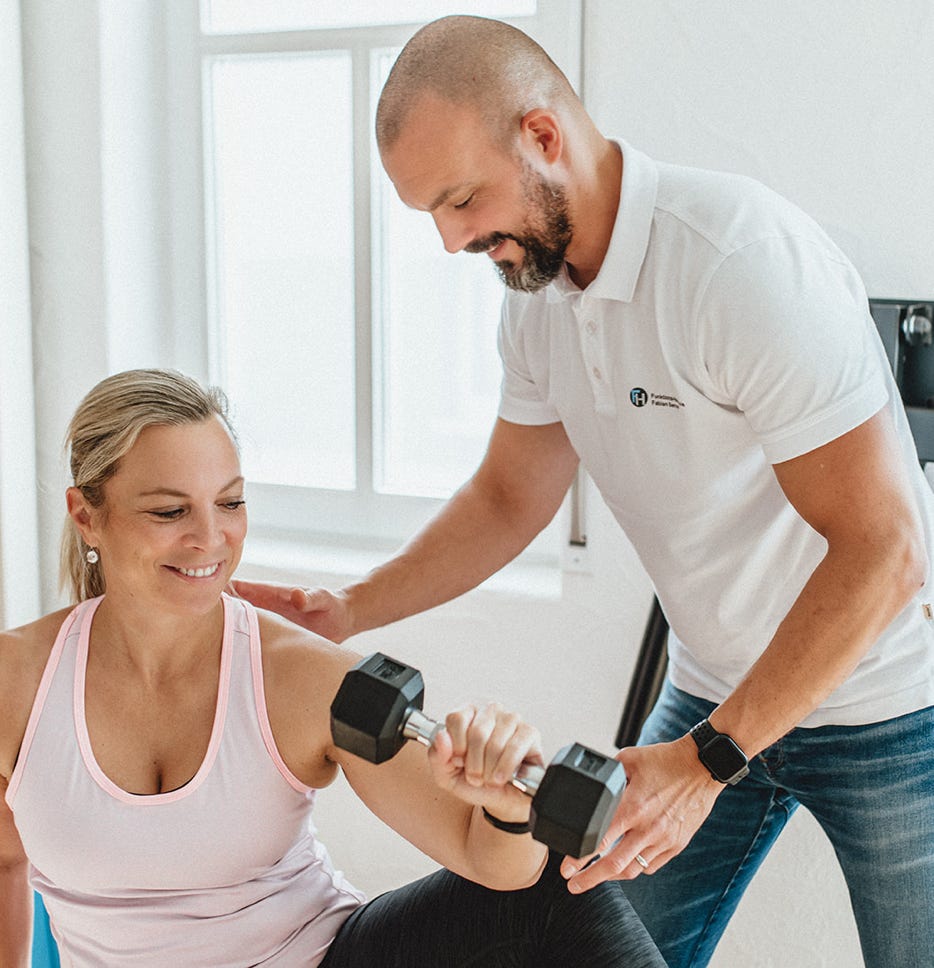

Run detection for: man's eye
[[454, 194, 474, 210]]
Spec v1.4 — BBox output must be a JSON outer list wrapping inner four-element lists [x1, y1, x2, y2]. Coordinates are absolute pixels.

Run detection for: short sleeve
[[496, 294, 562, 426], [695, 235, 889, 463]]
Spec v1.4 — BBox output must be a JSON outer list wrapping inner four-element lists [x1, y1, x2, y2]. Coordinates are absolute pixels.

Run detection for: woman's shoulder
[[253, 607, 362, 726], [0, 606, 75, 780], [0, 606, 74, 677], [254, 606, 362, 682], [250, 607, 363, 786]]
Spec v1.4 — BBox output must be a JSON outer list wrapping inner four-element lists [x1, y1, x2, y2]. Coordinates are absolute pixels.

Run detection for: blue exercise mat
[[32, 893, 60, 967]]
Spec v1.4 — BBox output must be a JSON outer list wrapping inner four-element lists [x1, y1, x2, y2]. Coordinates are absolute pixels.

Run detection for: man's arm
[[234, 418, 580, 641], [564, 406, 927, 889], [708, 405, 925, 750]]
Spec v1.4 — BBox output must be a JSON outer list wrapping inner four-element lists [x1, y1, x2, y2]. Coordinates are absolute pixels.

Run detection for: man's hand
[[560, 736, 723, 892], [229, 579, 354, 642]]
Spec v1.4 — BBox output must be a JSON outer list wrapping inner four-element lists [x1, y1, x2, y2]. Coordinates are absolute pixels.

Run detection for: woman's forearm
[[462, 804, 548, 891], [0, 861, 33, 967]]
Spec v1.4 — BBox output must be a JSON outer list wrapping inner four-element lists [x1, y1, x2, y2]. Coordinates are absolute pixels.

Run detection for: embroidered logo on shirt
[[650, 393, 685, 409], [629, 388, 685, 410]]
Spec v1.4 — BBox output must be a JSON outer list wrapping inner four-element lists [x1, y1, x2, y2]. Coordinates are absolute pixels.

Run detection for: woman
[[0, 369, 663, 967]]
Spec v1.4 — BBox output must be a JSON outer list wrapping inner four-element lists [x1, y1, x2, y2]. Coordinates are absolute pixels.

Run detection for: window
[[169, 2, 581, 553]]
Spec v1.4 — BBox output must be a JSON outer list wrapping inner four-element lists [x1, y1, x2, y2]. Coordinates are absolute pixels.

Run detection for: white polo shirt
[[498, 140, 934, 726]]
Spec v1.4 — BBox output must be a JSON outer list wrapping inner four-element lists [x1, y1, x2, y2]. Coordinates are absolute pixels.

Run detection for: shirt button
[[586, 320, 597, 335], [592, 366, 602, 380]]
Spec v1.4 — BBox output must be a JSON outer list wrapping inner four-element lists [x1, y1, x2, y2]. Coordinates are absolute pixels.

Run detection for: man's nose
[[431, 211, 473, 254]]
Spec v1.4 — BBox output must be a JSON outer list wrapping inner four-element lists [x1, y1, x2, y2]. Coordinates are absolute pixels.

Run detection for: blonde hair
[[61, 369, 234, 603]]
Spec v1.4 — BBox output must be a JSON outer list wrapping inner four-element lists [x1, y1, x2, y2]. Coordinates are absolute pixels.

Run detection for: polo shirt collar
[[547, 139, 658, 304]]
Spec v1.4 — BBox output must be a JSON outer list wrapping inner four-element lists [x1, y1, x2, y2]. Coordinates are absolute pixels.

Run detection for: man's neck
[[565, 139, 623, 290]]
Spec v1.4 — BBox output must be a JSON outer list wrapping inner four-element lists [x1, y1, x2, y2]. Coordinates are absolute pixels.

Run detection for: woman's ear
[[519, 108, 563, 165], [66, 487, 100, 548]]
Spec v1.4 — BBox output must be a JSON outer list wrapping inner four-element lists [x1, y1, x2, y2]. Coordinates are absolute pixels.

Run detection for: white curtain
[[22, 1, 110, 612], [0, 0, 40, 627], [10, 1, 175, 614]]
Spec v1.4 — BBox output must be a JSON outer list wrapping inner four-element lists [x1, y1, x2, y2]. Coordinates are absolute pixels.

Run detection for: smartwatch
[[690, 719, 749, 785]]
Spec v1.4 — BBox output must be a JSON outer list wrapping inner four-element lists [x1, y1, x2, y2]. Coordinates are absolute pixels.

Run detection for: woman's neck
[[88, 593, 225, 685]]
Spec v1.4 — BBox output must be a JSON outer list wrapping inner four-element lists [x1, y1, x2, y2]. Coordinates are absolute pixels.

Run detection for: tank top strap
[[223, 594, 314, 795], [5, 597, 100, 805]]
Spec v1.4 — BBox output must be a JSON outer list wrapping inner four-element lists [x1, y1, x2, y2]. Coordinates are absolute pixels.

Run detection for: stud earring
[[85, 548, 100, 565]]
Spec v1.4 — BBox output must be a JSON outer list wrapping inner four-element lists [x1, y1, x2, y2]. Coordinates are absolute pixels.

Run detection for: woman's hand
[[427, 702, 544, 823]]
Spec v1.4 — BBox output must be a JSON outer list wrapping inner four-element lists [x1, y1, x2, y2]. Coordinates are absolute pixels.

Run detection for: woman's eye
[[222, 500, 246, 511], [150, 508, 184, 520]]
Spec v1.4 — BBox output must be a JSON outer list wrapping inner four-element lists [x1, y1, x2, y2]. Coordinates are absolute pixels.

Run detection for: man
[[236, 15, 934, 967]]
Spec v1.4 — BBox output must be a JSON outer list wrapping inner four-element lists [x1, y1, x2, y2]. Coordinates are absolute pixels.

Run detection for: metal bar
[[615, 596, 669, 749], [569, 468, 587, 547]]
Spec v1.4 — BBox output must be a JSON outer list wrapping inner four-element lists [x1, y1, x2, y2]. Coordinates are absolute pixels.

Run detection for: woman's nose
[[184, 509, 222, 549]]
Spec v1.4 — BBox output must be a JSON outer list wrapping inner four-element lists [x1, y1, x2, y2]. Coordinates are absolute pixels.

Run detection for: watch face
[[700, 735, 748, 783]]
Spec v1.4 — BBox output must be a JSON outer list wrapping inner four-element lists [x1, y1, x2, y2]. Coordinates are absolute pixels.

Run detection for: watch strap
[[689, 719, 718, 750]]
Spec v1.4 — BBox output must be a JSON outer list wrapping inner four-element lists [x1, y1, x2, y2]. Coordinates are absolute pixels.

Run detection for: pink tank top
[[5, 594, 365, 966]]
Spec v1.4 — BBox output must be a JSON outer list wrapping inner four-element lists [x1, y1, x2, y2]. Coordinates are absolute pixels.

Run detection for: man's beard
[[464, 166, 573, 293]]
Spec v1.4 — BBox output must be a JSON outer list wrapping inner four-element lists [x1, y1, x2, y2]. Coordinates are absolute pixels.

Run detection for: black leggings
[[320, 852, 665, 967]]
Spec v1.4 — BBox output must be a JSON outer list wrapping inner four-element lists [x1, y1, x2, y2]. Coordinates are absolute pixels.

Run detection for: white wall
[[584, 0, 933, 299]]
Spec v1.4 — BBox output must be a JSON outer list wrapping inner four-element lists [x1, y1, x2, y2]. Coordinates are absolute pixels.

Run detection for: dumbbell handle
[[402, 707, 546, 795]]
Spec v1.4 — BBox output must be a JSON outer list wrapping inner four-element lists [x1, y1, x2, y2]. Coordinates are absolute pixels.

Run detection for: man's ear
[[519, 109, 563, 165], [66, 487, 100, 547]]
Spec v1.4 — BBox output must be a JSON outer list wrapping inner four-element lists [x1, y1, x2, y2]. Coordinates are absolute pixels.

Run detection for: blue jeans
[[322, 851, 664, 967], [622, 680, 934, 968]]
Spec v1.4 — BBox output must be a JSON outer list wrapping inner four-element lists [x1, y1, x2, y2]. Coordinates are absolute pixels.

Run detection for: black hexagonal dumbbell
[[330, 652, 626, 858]]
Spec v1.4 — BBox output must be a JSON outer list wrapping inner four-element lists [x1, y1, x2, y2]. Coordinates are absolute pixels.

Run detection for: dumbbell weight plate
[[530, 743, 626, 858], [331, 653, 426, 763]]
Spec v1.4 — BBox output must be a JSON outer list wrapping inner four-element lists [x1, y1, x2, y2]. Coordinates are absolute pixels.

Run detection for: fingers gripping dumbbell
[[330, 652, 627, 858]]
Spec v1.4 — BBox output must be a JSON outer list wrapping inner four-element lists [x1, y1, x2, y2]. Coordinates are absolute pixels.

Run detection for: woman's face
[[70, 415, 247, 615]]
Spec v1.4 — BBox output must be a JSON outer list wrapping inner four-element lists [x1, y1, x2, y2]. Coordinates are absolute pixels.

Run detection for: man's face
[[462, 161, 572, 293], [381, 95, 573, 293]]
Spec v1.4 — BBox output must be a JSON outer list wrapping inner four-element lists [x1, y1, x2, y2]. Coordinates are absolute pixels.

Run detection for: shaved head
[[376, 15, 579, 153]]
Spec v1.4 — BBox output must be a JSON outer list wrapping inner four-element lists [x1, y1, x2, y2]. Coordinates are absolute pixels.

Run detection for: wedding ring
[[635, 853, 649, 869]]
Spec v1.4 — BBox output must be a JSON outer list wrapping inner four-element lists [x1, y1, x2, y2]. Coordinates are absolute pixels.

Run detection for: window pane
[[203, 1, 536, 33], [371, 45, 503, 498], [374, 190, 504, 498], [207, 54, 355, 489]]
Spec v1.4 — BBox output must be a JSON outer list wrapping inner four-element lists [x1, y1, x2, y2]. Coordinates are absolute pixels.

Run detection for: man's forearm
[[334, 418, 579, 638], [343, 476, 546, 636]]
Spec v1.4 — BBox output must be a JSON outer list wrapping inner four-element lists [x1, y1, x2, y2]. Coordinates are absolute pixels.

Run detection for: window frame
[[165, 1, 583, 556]]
